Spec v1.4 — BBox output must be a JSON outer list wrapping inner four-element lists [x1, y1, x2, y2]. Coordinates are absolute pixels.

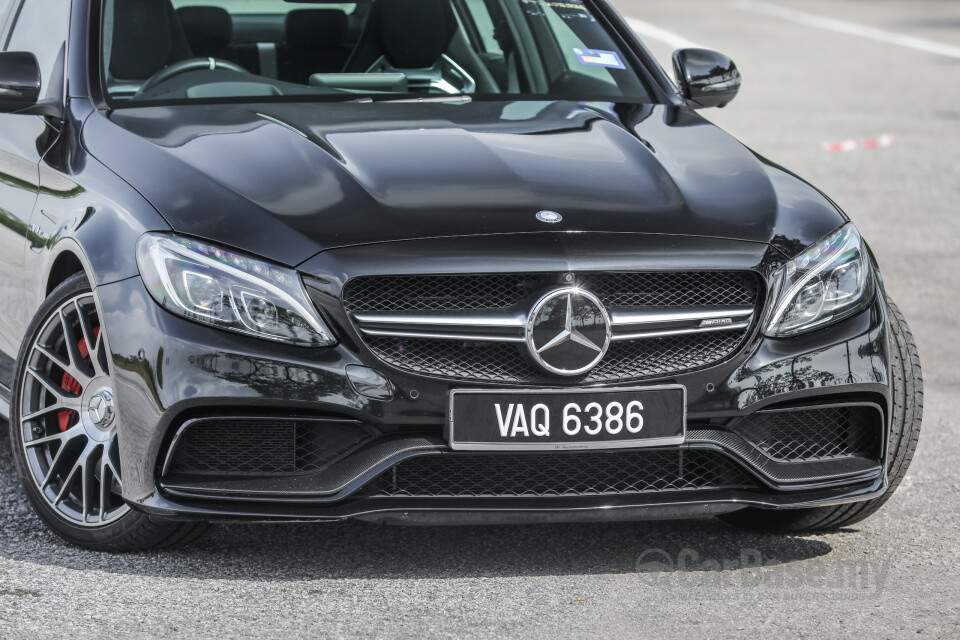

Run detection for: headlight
[[136, 234, 336, 347], [765, 223, 874, 337]]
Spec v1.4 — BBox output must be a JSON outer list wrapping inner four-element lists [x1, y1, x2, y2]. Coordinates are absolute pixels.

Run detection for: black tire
[[721, 296, 923, 534], [9, 272, 209, 551]]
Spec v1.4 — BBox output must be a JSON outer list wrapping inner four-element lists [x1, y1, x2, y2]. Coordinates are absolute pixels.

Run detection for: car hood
[[84, 100, 846, 267]]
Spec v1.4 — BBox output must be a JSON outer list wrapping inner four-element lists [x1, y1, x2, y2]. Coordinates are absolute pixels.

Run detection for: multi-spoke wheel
[[10, 273, 209, 550], [19, 291, 127, 526]]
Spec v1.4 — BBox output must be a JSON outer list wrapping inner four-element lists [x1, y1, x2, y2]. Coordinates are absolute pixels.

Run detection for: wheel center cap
[[87, 389, 115, 429]]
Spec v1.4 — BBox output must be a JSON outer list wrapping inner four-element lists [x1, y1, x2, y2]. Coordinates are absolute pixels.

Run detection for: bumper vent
[[164, 417, 374, 476], [729, 405, 883, 462], [340, 271, 761, 384], [362, 450, 756, 498]]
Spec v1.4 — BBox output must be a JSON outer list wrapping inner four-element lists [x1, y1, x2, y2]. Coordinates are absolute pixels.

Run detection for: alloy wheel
[[18, 292, 128, 526]]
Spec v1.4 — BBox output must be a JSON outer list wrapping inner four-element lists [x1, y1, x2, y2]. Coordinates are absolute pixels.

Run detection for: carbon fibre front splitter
[[129, 474, 887, 525]]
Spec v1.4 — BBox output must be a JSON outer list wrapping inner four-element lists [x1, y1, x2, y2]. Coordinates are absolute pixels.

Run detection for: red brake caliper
[[57, 327, 99, 432]]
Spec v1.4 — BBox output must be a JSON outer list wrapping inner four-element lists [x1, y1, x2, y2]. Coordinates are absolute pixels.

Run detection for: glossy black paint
[[673, 48, 742, 110], [0, 52, 41, 112], [96, 258, 890, 505], [85, 100, 845, 268], [0, 0, 895, 523]]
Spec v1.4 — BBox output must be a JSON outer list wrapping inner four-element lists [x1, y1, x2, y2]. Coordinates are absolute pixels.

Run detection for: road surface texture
[[1, 1, 958, 638]]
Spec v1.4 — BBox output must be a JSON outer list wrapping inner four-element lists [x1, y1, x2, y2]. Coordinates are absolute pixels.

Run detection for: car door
[[0, 0, 71, 369]]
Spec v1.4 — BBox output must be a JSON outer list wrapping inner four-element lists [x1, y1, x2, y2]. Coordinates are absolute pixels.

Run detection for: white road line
[[625, 17, 705, 51], [736, 0, 960, 60]]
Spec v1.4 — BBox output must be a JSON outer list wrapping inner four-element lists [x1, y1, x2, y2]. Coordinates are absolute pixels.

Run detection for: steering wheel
[[136, 58, 248, 97]]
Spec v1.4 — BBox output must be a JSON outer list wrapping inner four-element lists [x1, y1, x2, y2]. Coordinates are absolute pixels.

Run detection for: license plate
[[448, 385, 686, 451]]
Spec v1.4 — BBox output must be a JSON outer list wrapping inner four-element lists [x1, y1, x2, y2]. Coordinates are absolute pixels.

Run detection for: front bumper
[[97, 256, 892, 524], [135, 477, 887, 525]]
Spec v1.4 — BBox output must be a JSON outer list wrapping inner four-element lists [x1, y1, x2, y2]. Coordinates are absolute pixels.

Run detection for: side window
[[5, 0, 71, 99], [462, 0, 503, 56]]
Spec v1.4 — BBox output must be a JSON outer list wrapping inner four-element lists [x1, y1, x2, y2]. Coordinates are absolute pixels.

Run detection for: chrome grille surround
[[341, 272, 762, 383]]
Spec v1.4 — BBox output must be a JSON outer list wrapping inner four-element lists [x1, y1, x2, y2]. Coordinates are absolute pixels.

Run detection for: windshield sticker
[[573, 48, 625, 70]]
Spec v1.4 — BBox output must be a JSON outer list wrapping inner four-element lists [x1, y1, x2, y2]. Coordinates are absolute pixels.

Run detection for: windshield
[[101, 0, 652, 104]]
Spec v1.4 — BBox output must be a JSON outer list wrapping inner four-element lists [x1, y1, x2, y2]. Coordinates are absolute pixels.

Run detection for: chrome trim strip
[[610, 320, 753, 341], [353, 312, 526, 328], [609, 305, 755, 326], [360, 328, 527, 343], [354, 311, 527, 342], [354, 306, 754, 343]]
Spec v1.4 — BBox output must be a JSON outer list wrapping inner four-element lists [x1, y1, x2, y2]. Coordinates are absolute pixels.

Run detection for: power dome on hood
[[85, 101, 845, 266]]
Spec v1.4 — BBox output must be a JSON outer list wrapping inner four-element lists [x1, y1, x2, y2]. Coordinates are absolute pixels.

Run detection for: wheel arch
[[46, 249, 87, 296]]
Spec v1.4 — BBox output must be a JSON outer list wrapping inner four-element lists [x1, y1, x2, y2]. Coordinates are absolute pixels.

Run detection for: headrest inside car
[[110, 0, 193, 80], [177, 6, 234, 57], [286, 9, 349, 48], [377, 0, 458, 69]]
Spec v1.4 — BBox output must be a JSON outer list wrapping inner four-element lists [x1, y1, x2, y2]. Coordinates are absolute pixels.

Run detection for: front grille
[[363, 450, 756, 498], [366, 331, 746, 384], [166, 418, 373, 476], [342, 274, 541, 313], [342, 271, 761, 384], [729, 406, 882, 462], [578, 271, 758, 308], [342, 272, 759, 313]]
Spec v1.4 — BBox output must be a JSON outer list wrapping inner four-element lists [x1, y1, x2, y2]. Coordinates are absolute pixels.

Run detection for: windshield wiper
[[347, 95, 473, 104]]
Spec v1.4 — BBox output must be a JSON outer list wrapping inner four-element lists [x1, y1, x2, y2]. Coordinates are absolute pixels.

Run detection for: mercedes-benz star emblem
[[536, 210, 562, 223], [88, 396, 105, 423], [87, 390, 115, 427], [526, 288, 611, 376]]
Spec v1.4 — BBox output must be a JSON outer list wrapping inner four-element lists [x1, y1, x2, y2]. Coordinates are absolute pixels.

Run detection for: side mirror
[[0, 51, 41, 114], [672, 48, 741, 109]]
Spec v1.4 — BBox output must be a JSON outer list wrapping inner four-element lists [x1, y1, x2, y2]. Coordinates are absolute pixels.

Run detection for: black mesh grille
[[586, 332, 746, 383], [343, 271, 761, 384], [363, 450, 756, 498], [342, 274, 543, 313], [365, 331, 746, 384], [729, 407, 882, 462], [341, 271, 759, 313], [167, 418, 373, 476], [578, 271, 758, 308]]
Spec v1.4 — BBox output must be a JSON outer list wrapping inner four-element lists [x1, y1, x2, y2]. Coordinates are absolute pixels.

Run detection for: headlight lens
[[765, 223, 874, 337], [136, 234, 336, 347]]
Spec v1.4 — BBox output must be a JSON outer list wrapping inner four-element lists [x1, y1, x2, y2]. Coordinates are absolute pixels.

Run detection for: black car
[[0, 0, 921, 551]]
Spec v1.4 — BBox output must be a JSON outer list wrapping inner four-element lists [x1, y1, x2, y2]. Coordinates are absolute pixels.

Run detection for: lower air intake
[[729, 405, 882, 462], [363, 449, 756, 498], [165, 417, 374, 476]]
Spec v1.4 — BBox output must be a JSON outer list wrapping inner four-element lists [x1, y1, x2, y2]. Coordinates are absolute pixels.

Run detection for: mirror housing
[[672, 48, 741, 109], [0, 51, 42, 114]]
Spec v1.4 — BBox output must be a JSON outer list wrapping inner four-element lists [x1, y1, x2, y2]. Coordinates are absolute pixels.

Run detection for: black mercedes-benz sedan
[[0, 0, 922, 550]]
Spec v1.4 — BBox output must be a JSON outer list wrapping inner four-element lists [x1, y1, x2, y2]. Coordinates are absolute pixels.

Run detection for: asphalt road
[[2, 1, 959, 638]]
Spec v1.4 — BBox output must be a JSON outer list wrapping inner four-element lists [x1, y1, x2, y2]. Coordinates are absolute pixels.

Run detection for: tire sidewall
[[8, 272, 147, 547]]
